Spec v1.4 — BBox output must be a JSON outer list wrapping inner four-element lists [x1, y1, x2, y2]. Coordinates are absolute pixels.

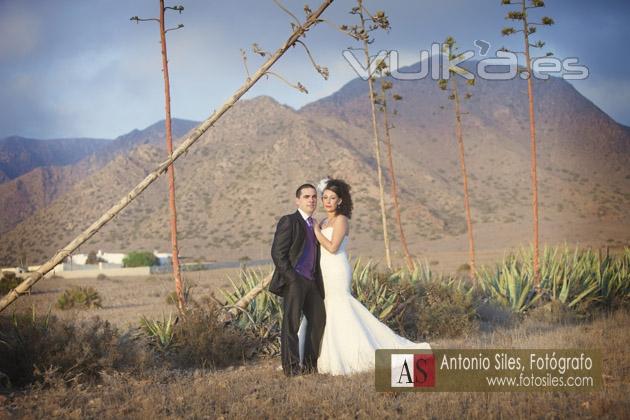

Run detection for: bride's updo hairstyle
[[324, 178, 353, 219]]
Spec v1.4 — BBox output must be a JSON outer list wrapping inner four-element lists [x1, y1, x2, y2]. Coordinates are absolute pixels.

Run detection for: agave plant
[[388, 259, 435, 284], [615, 248, 630, 305], [479, 246, 630, 313], [478, 256, 541, 313], [219, 267, 281, 355], [585, 247, 630, 308], [0, 306, 52, 352], [139, 313, 177, 352], [537, 246, 630, 309], [540, 246, 599, 308], [56, 286, 102, 310], [351, 259, 406, 320], [165, 275, 195, 305]]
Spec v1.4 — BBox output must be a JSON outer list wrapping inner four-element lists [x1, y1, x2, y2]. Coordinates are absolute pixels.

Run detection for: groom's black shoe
[[284, 365, 302, 377], [301, 364, 317, 375]]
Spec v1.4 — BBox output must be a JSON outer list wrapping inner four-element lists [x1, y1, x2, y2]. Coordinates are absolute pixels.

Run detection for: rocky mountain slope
[[0, 119, 197, 235], [1, 64, 628, 266]]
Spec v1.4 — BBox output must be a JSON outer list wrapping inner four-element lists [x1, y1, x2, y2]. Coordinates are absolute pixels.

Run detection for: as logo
[[391, 354, 435, 387]]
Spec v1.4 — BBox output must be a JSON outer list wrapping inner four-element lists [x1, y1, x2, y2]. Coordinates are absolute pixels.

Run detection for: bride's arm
[[314, 216, 348, 253]]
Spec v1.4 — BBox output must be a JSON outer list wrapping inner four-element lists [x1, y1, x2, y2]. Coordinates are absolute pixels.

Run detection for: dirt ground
[[2, 245, 629, 418], [7, 267, 249, 328], [6, 239, 626, 329], [2, 306, 628, 419], [2, 248, 512, 328]]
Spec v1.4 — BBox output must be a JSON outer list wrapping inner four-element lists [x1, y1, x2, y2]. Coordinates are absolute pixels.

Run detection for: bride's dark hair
[[324, 178, 353, 219]]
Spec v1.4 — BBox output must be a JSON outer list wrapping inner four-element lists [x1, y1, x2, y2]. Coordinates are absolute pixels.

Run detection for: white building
[[67, 250, 171, 266], [153, 250, 173, 266], [97, 250, 126, 265], [68, 254, 88, 265]]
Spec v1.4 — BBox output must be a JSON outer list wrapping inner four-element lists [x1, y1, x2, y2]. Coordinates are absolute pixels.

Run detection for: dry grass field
[[1, 246, 527, 329], [1, 309, 628, 419], [6, 267, 243, 328], [1, 254, 629, 419]]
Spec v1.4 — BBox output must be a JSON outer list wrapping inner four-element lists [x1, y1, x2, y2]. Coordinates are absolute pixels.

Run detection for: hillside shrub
[[0, 312, 147, 387], [56, 287, 102, 310], [137, 304, 260, 369], [398, 278, 479, 340], [123, 251, 157, 268], [167, 304, 260, 369], [86, 250, 106, 264], [1, 271, 21, 295]]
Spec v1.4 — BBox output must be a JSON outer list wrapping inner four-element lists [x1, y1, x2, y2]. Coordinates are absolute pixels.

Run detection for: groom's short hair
[[296, 183, 316, 198]]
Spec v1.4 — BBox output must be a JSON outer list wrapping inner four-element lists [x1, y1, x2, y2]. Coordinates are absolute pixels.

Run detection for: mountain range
[[0, 61, 628, 267], [0, 120, 197, 236]]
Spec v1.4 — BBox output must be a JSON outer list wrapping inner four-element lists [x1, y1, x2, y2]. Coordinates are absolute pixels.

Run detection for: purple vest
[[295, 216, 316, 280]]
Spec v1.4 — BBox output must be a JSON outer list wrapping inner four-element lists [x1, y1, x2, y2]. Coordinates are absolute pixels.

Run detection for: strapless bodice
[[320, 227, 348, 256]]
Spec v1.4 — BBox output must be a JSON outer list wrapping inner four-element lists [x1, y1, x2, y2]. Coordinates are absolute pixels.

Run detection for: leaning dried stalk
[[0, 0, 334, 313]]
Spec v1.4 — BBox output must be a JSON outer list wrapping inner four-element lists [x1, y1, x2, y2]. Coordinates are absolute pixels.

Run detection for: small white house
[[68, 254, 88, 265], [97, 250, 126, 265], [153, 250, 173, 266], [67, 250, 124, 265], [67, 250, 172, 266]]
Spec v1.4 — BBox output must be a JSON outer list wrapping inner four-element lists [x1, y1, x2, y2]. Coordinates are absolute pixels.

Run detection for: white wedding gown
[[299, 227, 430, 375]]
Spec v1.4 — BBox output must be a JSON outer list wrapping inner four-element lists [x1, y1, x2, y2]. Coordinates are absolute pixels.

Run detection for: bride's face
[[322, 189, 342, 213]]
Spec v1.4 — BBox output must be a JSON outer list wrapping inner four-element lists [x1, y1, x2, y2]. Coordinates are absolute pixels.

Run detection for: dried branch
[[165, 23, 184, 33], [220, 273, 274, 321], [251, 43, 269, 57], [164, 5, 184, 13], [319, 19, 362, 39], [130, 16, 159, 23], [240, 48, 252, 81], [295, 40, 329, 79], [265, 71, 308, 93], [272, 0, 301, 28]]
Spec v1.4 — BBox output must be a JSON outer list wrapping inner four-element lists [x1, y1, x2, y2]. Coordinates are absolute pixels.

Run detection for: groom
[[269, 183, 326, 376]]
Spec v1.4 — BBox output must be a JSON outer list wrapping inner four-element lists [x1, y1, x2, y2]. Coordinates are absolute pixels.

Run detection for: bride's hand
[[312, 218, 321, 231]]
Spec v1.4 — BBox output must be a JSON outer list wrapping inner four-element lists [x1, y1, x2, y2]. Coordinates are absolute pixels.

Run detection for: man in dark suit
[[269, 183, 326, 376]]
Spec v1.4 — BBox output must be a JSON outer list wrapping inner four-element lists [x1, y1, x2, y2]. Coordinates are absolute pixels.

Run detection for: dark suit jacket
[[269, 211, 325, 298]]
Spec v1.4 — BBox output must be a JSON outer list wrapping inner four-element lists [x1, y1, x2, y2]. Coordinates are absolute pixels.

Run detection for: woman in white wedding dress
[[298, 178, 430, 376]]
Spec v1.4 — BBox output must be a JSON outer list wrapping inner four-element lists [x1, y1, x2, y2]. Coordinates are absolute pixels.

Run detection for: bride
[[298, 178, 430, 375]]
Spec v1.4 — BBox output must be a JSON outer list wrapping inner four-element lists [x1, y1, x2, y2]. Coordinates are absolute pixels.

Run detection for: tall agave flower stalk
[[438, 36, 477, 281], [0, 0, 335, 313], [375, 70, 414, 272], [131, 1, 187, 313], [341, 1, 393, 269], [500, 0, 555, 287]]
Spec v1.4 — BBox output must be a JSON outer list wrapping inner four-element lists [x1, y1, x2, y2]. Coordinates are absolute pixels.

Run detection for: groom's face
[[296, 187, 317, 216]]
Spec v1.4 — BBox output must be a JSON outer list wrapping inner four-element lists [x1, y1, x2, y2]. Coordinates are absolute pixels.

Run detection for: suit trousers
[[281, 275, 326, 375]]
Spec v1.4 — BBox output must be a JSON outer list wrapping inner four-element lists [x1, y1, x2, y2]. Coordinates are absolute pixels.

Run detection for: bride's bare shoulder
[[333, 214, 349, 224], [334, 214, 349, 234]]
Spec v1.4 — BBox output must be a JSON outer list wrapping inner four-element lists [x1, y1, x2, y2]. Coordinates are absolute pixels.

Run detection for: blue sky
[[1, 0, 629, 139]]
